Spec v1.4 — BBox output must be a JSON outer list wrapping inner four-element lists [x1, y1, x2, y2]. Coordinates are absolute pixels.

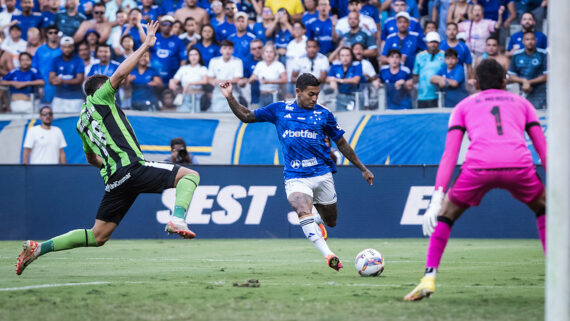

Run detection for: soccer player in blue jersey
[[220, 73, 375, 271]]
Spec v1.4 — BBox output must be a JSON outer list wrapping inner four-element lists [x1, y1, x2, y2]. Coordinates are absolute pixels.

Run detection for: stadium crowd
[[0, 0, 548, 113]]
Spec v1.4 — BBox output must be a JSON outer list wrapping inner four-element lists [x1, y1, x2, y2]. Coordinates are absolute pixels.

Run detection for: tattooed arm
[[219, 80, 257, 123]]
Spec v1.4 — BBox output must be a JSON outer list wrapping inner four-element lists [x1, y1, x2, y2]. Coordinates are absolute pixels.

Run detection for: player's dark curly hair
[[296, 73, 320, 91], [476, 59, 505, 91], [84, 75, 109, 96]]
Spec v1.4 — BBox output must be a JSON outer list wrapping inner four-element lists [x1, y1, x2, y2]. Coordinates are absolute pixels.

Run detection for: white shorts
[[52, 97, 84, 113], [284, 172, 337, 205]]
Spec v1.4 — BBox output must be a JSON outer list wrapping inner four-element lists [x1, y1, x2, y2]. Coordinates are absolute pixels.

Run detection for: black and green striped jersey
[[76, 80, 146, 183]]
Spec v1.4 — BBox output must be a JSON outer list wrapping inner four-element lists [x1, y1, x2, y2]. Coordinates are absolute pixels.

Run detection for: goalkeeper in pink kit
[[404, 59, 547, 301]]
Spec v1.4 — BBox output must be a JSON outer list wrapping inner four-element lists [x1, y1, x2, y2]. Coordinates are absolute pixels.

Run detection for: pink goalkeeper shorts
[[447, 166, 545, 208]]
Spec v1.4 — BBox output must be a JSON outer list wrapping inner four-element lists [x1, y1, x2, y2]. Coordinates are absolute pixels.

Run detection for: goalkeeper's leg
[[405, 197, 466, 301]]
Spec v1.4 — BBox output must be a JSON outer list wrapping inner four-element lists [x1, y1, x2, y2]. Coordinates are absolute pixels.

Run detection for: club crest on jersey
[[291, 160, 301, 169]]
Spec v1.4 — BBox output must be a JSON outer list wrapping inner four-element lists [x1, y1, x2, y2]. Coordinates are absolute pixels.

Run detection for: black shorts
[[96, 162, 180, 224]]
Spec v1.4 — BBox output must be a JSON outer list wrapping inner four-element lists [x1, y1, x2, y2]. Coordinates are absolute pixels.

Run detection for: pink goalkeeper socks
[[426, 221, 452, 269], [536, 214, 546, 254]]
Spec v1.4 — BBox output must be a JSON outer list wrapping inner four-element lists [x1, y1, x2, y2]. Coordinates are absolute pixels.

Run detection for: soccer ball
[[354, 248, 385, 277]]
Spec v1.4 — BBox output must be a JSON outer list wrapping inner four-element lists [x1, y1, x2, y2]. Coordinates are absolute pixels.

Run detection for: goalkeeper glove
[[422, 187, 444, 237]]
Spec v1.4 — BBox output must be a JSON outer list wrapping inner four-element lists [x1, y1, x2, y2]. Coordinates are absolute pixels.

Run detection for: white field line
[[0, 281, 110, 292]]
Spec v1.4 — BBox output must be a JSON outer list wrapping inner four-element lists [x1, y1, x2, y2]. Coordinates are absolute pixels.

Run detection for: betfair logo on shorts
[[281, 129, 318, 139]]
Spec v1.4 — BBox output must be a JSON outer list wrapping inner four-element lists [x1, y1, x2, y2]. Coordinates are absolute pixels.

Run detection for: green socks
[[173, 173, 200, 219], [38, 229, 98, 257]]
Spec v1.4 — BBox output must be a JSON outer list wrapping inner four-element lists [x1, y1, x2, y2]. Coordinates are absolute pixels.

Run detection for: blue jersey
[[436, 64, 469, 107], [306, 18, 334, 54], [193, 42, 220, 67], [253, 100, 345, 180], [361, 5, 381, 24], [274, 28, 292, 49], [330, 0, 349, 18], [243, 55, 260, 103], [11, 13, 42, 40], [327, 61, 363, 94], [50, 54, 85, 99], [381, 16, 423, 41], [130, 67, 160, 106], [382, 32, 426, 71], [302, 11, 318, 26], [40, 11, 56, 28], [161, 0, 184, 14], [54, 11, 87, 37], [87, 61, 120, 77], [508, 48, 547, 91], [32, 44, 61, 103], [139, 5, 163, 22], [121, 22, 148, 50], [507, 31, 548, 52], [3, 67, 43, 95], [439, 40, 472, 66], [227, 32, 256, 60], [215, 21, 236, 41], [379, 65, 413, 109], [252, 22, 271, 43], [151, 33, 187, 82]]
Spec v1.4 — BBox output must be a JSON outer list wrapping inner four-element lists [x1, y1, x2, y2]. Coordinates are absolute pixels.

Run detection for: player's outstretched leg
[[16, 229, 98, 275], [166, 168, 200, 239], [299, 215, 342, 271]]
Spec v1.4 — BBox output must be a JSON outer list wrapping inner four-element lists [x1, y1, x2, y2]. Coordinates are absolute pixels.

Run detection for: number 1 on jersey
[[490, 105, 503, 135]]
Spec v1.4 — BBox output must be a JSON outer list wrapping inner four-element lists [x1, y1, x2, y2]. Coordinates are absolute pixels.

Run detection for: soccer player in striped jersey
[[16, 21, 201, 276], [403, 59, 547, 301]]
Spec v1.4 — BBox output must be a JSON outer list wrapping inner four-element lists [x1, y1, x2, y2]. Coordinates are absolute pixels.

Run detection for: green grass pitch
[[0, 239, 544, 321]]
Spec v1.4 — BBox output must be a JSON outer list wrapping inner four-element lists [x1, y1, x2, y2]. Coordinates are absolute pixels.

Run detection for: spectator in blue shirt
[[209, 0, 225, 29], [228, 12, 256, 61], [439, 22, 473, 79], [340, 11, 378, 58], [507, 11, 547, 56], [381, 11, 426, 72], [87, 44, 120, 77], [413, 31, 445, 108], [215, 1, 237, 41], [121, 8, 147, 50], [239, 39, 263, 105], [126, 50, 163, 110], [381, 0, 423, 44], [361, 0, 381, 26], [389, 0, 420, 18], [150, 15, 187, 83], [32, 25, 61, 103], [306, 0, 338, 55], [252, 6, 276, 44], [54, 0, 87, 37], [431, 48, 469, 107], [0, 52, 44, 113], [302, 0, 318, 26], [10, 0, 42, 41], [378, 49, 413, 109], [192, 24, 220, 67], [326, 47, 363, 110], [272, 8, 293, 61], [49, 36, 85, 113], [139, 0, 163, 22], [40, 0, 60, 29], [508, 31, 547, 109]]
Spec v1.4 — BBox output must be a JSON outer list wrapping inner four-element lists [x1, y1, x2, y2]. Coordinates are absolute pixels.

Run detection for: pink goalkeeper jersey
[[448, 89, 540, 169]]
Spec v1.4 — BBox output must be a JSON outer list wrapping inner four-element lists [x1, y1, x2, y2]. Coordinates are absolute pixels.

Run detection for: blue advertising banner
[[0, 165, 544, 240]]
